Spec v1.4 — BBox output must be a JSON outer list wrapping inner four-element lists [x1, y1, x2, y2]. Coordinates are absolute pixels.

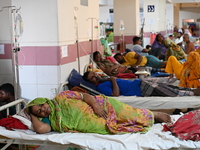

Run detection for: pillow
[[12, 107, 33, 130], [68, 69, 97, 90]]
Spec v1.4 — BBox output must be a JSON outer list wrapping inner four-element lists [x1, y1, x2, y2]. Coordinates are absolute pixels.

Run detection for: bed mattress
[[114, 96, 200, 110], [0, 115, 200, 150]]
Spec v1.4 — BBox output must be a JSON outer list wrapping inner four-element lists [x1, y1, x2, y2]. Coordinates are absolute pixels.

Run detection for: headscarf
[[26, 97, 61, 131], [151, 33, 167, 54], [26, 98, 51, 113]]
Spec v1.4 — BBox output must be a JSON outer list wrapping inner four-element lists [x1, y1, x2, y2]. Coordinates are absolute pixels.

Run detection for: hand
[[110, 76, 117, 81], [92, 103, 108, 120], [131, 65, 139, 69]]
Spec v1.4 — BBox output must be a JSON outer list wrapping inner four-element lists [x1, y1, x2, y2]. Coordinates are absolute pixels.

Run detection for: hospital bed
[[1, 100, 200, 150], [58, 80, 200, 113]]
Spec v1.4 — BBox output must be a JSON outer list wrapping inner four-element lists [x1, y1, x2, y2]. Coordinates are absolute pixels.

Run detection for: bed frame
[[58, 81, 200, 113], [1, 99, 200, 150]]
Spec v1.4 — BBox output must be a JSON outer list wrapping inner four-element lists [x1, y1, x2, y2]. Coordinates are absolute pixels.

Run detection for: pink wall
[[17, 40, 100, 65]]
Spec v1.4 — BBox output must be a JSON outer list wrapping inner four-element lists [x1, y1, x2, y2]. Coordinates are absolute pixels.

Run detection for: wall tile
[[37, 84, 59, 99], [36, 66, 60, 84], [0, 75, 13, 85], [19, 66, 37, 84], [20, 84, 38, 102], [0, 59, 13, 74]]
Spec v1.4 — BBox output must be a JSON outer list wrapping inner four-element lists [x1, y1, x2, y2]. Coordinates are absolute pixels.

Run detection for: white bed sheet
[[114, 96, 200, 110], [0, 115, 200, 150]]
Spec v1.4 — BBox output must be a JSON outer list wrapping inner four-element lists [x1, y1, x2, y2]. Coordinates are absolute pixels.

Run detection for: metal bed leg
[[18, 144, 27, 150], [0, 140, 14, 150]]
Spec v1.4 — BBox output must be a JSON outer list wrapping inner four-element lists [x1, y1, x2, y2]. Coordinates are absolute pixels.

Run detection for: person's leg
[[140, 80, 195, 97], [145, 55, 167, 68], [165, 56, 183, 79], [152, 111, 172, 123]]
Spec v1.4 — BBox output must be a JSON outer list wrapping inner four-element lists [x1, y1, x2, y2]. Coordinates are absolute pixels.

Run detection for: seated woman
[[93, 51, 136, 76], [28, 90, 171, 134], [152, 33, 186, 61], [165, 47, 200, 88]]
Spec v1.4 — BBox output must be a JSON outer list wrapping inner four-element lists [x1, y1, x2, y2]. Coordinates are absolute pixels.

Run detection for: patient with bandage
[[27, 90, 171, 134]]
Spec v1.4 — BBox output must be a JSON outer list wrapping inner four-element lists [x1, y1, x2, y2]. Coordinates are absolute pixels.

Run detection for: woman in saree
[[27, 90, 171, 134], [151, 33, 167, 60], [165, 47, 200, 88], [152, 33, 186, 61]]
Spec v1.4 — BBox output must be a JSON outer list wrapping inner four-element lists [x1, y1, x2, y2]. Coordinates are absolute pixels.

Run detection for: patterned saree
[[27, 90, 154, 134], [162, 38, 186, 60], [179, 48, 200, 88]]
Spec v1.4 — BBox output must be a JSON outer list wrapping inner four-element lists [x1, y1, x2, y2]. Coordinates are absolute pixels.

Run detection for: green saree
[[162, 38, 186, 60], [27, 90, 154, 134]]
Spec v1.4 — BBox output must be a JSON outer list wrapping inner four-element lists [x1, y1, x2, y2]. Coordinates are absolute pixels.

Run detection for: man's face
[[94, 53, 102, 62], [135, 39, 141, 45], [183, 35, 189, 42], [0, 90, 10, 103], [177, 33, 181, 38], [114, 55, 124, 64], [87, 72, 101, 84]]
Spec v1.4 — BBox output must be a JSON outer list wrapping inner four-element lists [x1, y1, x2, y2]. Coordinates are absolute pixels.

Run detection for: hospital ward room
[[1, 0, 200, 150]]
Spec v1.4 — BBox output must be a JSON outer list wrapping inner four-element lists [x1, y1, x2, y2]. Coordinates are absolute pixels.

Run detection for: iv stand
[[0, 6, 21, 100], [74, 7, 80, 73], [86, 18, 98, 71]]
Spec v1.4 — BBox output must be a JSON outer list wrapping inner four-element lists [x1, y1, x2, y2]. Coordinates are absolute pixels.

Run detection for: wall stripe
[[0, 44, 12, 59], [12, 39, 101, 66]]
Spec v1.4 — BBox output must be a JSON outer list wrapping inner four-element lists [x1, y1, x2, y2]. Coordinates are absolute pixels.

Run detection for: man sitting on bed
[[0, 83, 15, 119], [83, 71, 200, 97]]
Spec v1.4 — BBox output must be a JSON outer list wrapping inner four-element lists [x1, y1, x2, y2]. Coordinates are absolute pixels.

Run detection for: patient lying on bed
[[83, 71, 200, 97], [93, 51, 136, 77], [27, 90, 171, 134]]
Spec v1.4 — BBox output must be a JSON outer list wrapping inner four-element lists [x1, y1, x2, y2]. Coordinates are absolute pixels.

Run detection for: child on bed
[[27, 90, 172, 134]]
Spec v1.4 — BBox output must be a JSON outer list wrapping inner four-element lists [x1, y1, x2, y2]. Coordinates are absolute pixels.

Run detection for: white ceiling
[[167, 0, 200, 3]]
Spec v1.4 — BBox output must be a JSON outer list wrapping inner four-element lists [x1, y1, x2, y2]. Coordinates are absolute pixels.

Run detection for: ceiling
[[167, 0, 200, 3]]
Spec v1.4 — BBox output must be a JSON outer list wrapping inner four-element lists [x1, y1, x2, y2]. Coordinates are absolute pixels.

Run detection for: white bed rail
[[0, 99, 26, 114], [58, 81, 69, 94]]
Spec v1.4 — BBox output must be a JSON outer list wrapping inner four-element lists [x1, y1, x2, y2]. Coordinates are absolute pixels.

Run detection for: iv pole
[[86, 18, 98, 71], [0, 6, 21, 100], [74, 7, 80, 73]]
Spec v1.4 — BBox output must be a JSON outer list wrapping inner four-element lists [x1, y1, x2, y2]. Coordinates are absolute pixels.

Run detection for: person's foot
[[152, 111, 172, 123], [193, 88, 200, 96]]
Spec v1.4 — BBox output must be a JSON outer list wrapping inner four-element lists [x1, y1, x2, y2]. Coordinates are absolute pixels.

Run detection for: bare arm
[[142, 49, 149, 53], [131, 53, 143, 67], [82, 93, 107, 119], [109, 76, 120, 97], [98, 65, 112, 76], [30, 113, 51, 134]]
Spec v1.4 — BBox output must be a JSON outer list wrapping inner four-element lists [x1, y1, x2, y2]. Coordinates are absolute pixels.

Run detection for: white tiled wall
[[0, 55, 91, 102], [0, 59, 14, 84], [19, 65, 61, 101]]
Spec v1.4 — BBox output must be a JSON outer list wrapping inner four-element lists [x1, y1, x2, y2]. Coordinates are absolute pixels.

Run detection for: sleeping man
[[83, 71, 200, 97]]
